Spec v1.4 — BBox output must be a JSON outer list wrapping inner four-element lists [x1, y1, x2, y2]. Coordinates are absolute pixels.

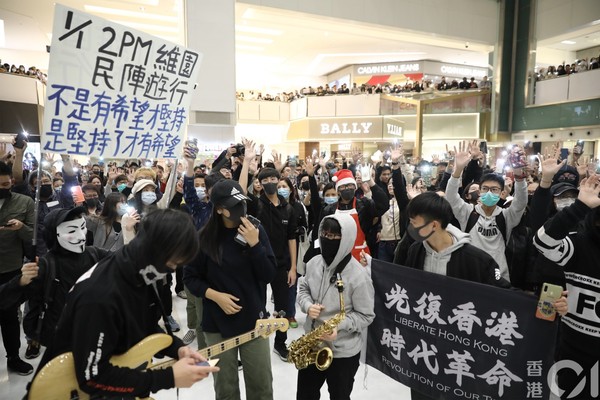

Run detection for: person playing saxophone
[[296, 213, 375, 400]]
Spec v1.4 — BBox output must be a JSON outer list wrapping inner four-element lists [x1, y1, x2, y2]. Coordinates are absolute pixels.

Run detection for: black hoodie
[[35, 243, 183, 398]]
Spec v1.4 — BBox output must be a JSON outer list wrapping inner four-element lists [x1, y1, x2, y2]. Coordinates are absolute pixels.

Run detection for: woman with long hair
[[86, 192, 139, 252], [184, 179, 277, 400]]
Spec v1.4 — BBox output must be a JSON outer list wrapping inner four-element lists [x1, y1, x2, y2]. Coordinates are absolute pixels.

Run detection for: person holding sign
[[31, 209, 218, 398]]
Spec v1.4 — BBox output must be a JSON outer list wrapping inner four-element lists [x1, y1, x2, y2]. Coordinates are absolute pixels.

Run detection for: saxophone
[[288, 275, 345, 371]]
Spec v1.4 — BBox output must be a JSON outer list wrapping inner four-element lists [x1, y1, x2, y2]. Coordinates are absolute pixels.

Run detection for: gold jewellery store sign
[[287, 117, 405, 141]]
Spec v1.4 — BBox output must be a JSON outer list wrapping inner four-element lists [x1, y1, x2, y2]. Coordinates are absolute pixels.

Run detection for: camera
[[232, 144, 245, 157]]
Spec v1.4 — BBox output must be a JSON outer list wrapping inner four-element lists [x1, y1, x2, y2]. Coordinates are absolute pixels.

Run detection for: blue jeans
[[378, 240, 399, 263]]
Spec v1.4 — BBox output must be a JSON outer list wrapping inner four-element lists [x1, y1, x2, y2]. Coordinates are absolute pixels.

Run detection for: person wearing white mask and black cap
[[22, 206, 109, 359]]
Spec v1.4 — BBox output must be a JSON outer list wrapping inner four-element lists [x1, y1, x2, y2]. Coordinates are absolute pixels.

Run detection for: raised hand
[[468, 140, 482, 160], [406, 183, 421, 200], [304, 157, 316, 176], [453, 140, 471, 173], [577, 175, 600, 209], [351, 148, 362, 164], [539, 144, 566, 179], [360, 164, 373, 183], [390, 147, 404, 164]]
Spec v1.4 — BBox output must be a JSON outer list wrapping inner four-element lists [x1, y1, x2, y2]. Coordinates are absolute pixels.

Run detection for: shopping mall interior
[[0, 0, 599, 398]]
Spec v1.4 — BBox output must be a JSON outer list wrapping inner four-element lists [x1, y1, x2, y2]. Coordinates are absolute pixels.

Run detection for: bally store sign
[[287, 117, 405, 141]]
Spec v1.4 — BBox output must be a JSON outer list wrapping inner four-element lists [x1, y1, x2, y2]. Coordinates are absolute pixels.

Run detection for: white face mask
[[141, 191, 157, 205], [196, 187, 206, 200], [56, 217, 87, 253], [555, 198, 576, 211]]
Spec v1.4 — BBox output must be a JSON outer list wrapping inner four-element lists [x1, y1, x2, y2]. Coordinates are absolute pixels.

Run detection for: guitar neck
[[151, 328, 261, 370], [200, 330, 259, 359]]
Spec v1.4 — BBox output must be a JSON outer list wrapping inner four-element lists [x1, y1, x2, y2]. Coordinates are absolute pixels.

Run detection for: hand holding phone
[[508, 146, 528, 169], [235, 215, 261, 247], [13, 132, 28, 150], [536, 283, 563, 321], [71, 186, 85, 204]]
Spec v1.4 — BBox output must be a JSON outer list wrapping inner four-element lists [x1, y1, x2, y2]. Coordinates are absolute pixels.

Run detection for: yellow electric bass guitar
[[29, 318, 288, 400]]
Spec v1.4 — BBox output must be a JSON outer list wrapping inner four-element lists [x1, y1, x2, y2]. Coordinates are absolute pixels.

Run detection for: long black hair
[[198, 205, 225, 264], [280, 177, 298, 206]]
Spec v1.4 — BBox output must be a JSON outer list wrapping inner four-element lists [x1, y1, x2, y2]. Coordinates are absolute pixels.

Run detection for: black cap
[[550, 182, 578, 197], [210, 180, 249, 208]]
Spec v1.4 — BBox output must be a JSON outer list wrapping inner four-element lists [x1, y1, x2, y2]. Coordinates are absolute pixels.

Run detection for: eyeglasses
[[480, 186, 502, 194], [321, 232, 342, 240], [337, 184, 356, 191]]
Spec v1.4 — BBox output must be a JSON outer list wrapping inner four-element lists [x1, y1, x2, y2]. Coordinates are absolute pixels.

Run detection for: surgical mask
[[40, 184, 54, 198], [555, 198, 576, 211], [407, 221, 435, 243], [340, 188, 355, 202], [320, 236, 340, 265], [56, 217, 87, 253], [301, 181, 310, 191], [480, 192, 500, 207], [324, 196, 337, 205], [225, 201, 247, 225], [262, 182, 277, 196], [117, 203, 129, 216], [328, 168, 337, 176], [55, 186, 63, 193], [117, 183, 127, 192], [196, 187, 206, 200], [141, 191, 157, 205], [278, 188, 290, 199]]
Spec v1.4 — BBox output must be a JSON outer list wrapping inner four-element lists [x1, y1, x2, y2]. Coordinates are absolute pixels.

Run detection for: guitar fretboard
[[200, 330, 258, 358]]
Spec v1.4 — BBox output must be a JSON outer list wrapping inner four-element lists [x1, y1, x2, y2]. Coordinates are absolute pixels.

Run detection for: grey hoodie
[[297, 213, 375, 358], [422, 224, 471, 276]]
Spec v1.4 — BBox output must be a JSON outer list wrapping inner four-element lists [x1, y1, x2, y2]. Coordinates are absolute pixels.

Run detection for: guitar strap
[[139, 265, 174, 337]]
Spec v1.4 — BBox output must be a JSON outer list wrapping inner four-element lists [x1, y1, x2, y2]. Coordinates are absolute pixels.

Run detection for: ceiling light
[[235, 25, 282, 36], [560, 40, 576, 45], [236, 35, 273, 44], [84, 5, 178, 22]]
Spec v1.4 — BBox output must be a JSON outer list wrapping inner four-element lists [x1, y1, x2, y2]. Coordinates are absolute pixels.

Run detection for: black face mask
[[468, 191, 479, 204], [85, 198, 99, 209], [40, 184, 54, 198], [320, 236, 340, 266], [301, 181, 310, 191], [225, 201, 247, 225], [340, 188, 355, 202], [262, 182, 277, 196], [407, 222, 435, 243], [0, 188, 11, 199]]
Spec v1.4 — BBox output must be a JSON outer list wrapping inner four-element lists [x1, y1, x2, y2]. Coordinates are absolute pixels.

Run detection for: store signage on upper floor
[[426, 61, 488, 78], [355, 62, 421, 75], [320, 122, 373, 134]]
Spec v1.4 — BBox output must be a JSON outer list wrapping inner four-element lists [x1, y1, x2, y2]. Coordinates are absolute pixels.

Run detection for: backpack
[[464, 208, 532, 289]]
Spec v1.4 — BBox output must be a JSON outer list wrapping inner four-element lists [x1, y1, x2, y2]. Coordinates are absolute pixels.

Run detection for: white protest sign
[[42, 4, 202, 159]]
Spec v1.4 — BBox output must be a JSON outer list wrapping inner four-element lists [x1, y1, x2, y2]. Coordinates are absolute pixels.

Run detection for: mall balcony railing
[[0, 72, 46, 140], [530, 68, 600, 106], [237, 89, 492, 157]]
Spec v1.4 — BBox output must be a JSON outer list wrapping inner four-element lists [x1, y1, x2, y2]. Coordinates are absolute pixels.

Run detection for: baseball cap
[[210, 180, 249, 208], [550, 182, 579, 197]]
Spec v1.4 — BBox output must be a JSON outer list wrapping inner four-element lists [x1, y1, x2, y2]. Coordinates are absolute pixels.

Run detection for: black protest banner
[[366, 260, 558, 400]]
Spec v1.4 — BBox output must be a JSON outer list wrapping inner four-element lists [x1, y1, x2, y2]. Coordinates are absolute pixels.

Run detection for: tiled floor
[[0, 286, 410, 399]]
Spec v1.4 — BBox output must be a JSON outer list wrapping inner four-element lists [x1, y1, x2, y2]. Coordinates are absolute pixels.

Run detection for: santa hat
[[332, 169, 357, 190]]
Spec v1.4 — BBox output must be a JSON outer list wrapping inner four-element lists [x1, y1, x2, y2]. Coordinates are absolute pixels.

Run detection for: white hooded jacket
[[297, 213, 375, 358]]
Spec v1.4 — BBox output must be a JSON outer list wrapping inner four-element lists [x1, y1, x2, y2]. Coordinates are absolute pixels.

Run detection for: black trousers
[[0, 269, 22, 358], [174, 267, 184, 293], [296, 353, 360, 400], [270, 267, 289, 347]]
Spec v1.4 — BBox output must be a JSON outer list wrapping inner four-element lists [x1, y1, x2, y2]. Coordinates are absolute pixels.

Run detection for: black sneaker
[[25, 342, 40, 359], [7, 357, 33, 376], [273, 345, 289, 362]]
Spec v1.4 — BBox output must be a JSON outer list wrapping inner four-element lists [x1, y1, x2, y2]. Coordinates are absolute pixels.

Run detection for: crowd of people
[[535, 56, 600, 81], [0, 134, 598, 399], [236, 76, 492, 104], [0, 61, 47, 84]]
